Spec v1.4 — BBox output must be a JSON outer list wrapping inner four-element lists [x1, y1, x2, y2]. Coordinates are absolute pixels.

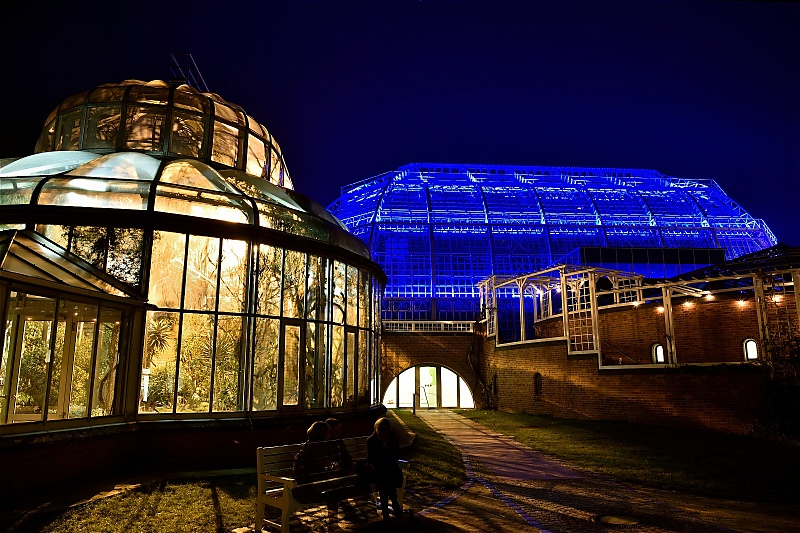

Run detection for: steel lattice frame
[[329, 163, 777, 321]]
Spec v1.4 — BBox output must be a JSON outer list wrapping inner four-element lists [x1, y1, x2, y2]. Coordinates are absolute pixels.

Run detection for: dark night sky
[[1, 1, 798, 245]]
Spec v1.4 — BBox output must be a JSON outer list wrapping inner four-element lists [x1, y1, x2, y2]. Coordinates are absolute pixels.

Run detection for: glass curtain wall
[[140, 231, 379, 415], [0, 290, 126, 425]]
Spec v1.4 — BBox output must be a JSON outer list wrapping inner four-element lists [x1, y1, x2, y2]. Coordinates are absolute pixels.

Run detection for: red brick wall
[[481, 336, 767, 434], [382, 296, 775, 434], [597, 297, 761, 365], [671, 297, 761, 363], [381, 332, 485, 407]]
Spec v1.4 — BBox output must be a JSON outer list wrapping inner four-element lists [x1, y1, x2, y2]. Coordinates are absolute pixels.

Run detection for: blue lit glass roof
[[329, 163, 777, 321]]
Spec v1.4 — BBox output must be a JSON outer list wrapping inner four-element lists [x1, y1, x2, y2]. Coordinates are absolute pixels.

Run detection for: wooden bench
[[256, 436, 408, 533]]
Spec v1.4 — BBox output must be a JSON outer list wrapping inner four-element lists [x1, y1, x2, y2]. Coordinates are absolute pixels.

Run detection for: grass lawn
[[3, 413, 464, 533], [456, 409, 799, 504], [393, 409, 466, 490]]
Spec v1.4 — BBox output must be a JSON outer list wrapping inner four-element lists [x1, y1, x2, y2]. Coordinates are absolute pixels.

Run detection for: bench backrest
[[257, 435, 371, 479]]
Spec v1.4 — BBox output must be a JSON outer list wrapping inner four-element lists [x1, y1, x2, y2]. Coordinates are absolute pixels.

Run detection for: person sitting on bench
[[292, 421, 348, 522]]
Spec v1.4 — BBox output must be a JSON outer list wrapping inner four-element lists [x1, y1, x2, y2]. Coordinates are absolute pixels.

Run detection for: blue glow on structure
[[329, 163, 777, 321]]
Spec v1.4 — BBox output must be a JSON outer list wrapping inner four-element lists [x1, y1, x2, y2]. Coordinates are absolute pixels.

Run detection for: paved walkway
[[410, 410, 800, 533]]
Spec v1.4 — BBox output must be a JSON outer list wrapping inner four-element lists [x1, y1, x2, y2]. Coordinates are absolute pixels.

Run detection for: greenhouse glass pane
[[440, 367, 458, 407], [83, 106, 121, 150], [382, 377, 398, 409], [67, 152, 160, 181], [282, 250, 306, 319], [332, 262, 346, 324], [459, 377, 474, 408], [148, 231, 186, 309], [213, 314, 243, 412], [154, 186, 249, 224], [306, 255, 327, 321], [184, 235, 219, 311], [346, 265, 358, 326], [0, 179, 42, 205], [38, 178, 150, 210], [0, 151, 100, 177], [304, 322, 325, 409], [140, 311, 178, 413], [170, 112, 206, 158], [256, 244, 282, 317], [92, 306, 121, 417], [176, 313, 213, 413], [331, 325, 344, 407], [246, 136, 267, 177], [66, 302, 98, 419], [55, 110, 82, 151], [125, 107, 165, 152], [397, 368, 415, 408], [252, 317, 279, 411], [346, 330, 356, 404], [211, 121, 240, 168], [282, 324, 300, 406], [218, 239, 248, 313]]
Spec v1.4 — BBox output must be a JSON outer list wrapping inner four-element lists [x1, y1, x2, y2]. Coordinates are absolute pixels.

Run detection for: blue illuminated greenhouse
[[329, 163, 777, 321]]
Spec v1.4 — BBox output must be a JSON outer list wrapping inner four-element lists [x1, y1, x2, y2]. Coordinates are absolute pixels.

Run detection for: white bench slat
[[256, 436, 408, 533]]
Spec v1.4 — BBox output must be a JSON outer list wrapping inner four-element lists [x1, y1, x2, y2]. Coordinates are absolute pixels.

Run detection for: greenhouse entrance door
[[1, 292, 122, 425], [382, 365, 474, 409]]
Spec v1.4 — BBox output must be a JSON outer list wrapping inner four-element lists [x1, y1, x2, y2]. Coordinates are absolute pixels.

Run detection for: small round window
[[652, 343, 665, 364], [744, 339, 758, 361]]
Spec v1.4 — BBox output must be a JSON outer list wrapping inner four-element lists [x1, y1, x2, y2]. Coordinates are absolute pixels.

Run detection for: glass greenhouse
[[0, 80, 384, 432], [329, 163, 777, 321]]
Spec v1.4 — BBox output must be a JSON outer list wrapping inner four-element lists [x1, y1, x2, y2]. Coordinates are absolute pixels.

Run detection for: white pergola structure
[[478, 250, 799, 367]]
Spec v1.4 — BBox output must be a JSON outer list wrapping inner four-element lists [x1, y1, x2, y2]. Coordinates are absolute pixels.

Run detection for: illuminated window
[[744, 339, 759, 361], [652, 343, 665, 364]]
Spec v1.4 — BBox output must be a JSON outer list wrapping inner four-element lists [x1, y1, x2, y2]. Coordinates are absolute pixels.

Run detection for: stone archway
[[382, 364, 475, 409]]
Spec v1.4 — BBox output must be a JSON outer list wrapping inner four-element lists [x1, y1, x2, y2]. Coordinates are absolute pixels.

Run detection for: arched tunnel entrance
[[383, 365, 475, 409]]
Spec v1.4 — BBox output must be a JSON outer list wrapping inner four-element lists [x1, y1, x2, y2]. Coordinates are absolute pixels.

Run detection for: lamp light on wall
[[656, 306, 665, 313], [736, 299, 747, 307]]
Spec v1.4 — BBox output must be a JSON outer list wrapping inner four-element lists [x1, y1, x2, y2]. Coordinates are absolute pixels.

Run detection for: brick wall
[[381, 332, 485, 407], [383, 296, 774, 434], [481, 336, 767, 434]]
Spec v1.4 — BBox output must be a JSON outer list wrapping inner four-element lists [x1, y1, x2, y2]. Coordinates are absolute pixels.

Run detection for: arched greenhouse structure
[[329, 163, 776, 322], [0, 80, 385, 488]]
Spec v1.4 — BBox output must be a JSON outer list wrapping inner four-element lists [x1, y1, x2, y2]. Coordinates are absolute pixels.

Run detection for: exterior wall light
[[683, 300, 693, 308], [736, 300, 747, 307], [656, 306, 665, 313]]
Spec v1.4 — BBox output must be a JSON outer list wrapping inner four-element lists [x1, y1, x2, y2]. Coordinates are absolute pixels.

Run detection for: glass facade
[[0, 80, 384, 433], [34, 80, 294, 189], [330, 163, 777, 321]]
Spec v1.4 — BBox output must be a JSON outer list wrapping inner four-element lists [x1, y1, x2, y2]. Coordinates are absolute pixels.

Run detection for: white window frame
[[652, 343, 665, 364], [744, 339, 759, 361]]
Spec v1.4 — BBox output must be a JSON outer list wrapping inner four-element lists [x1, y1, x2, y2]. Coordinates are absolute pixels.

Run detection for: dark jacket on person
[[366, 432, 402, 488]]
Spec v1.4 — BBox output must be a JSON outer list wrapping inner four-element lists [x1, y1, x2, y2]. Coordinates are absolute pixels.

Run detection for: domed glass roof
[[0, 150, 367, 258], [330, 162, 777, 320], [33, 79, 293, 189]]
